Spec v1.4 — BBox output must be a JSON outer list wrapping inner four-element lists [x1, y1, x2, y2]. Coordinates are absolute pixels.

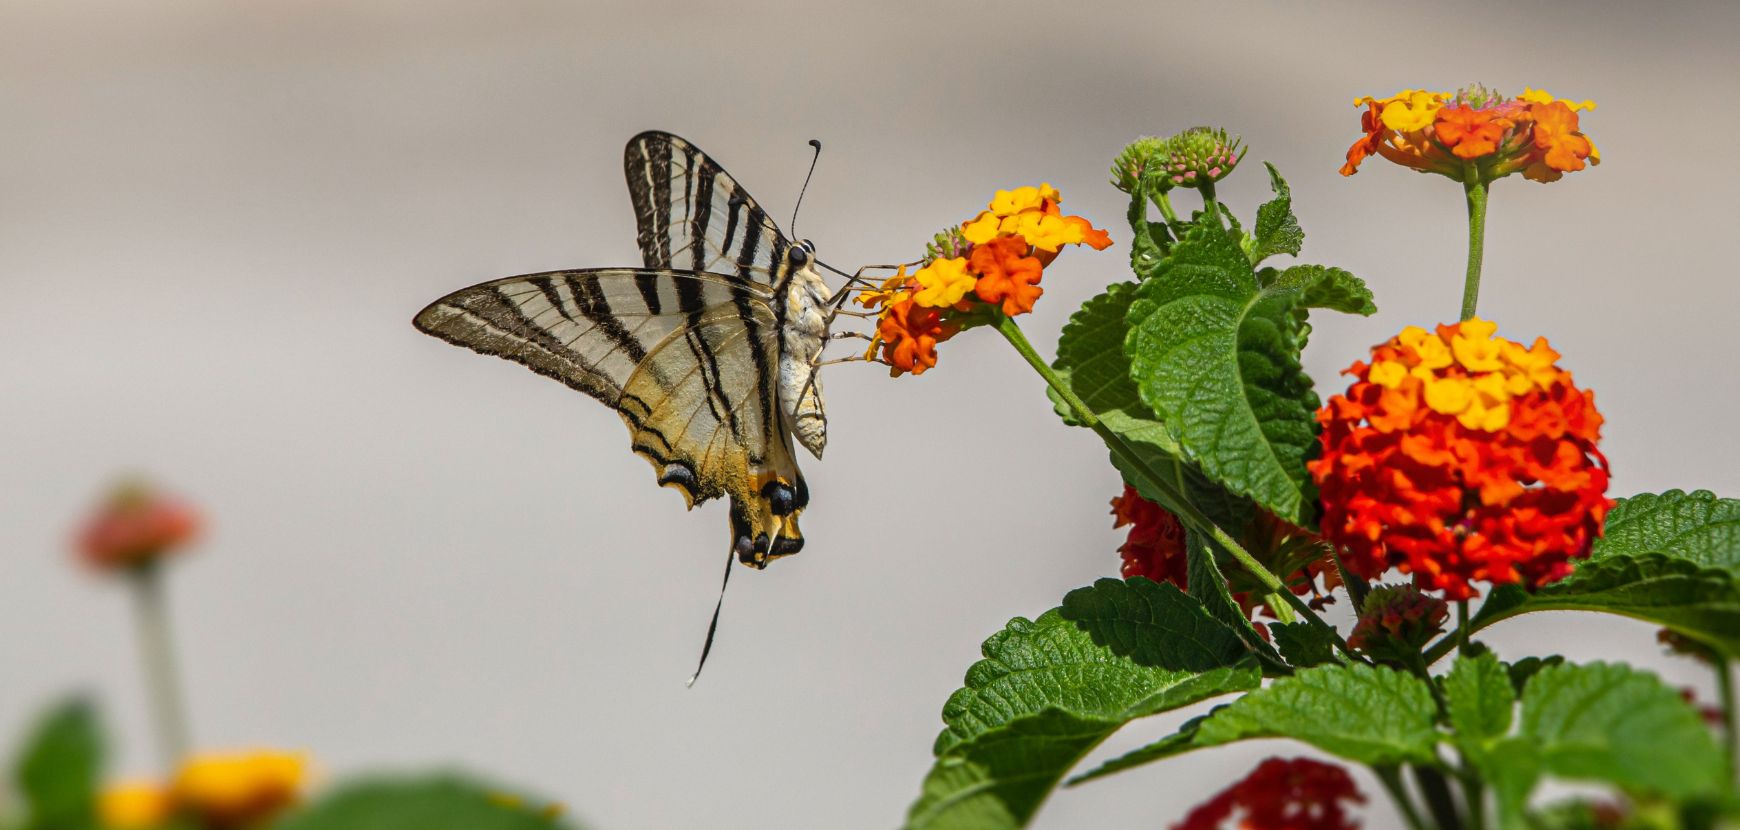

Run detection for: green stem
[[1262, 593, 1298, 624], [1460, 770, 1489, 830], [993, 314, 1350, 655], [1376, 766, 1434, 830], [1198, 180, 1223, 227], [1414, 765, 1465, 830], [1456, 600, 1470, 656], [130, 563, 191, 770], [1152, 191, 1180, 225], [1719, 657, 1738, 784], [1460, 176, 1488, 321]]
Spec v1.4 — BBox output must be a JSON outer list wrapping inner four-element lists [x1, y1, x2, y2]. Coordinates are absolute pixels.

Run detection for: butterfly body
[[416, 131, 838, 569]]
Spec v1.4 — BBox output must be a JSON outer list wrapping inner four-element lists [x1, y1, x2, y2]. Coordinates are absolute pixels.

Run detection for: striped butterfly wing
[[413, 268, 808, 566], [625, 131, 795, 287]]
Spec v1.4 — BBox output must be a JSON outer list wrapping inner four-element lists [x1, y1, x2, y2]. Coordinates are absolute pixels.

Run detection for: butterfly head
[[788, 239, 818, 269]]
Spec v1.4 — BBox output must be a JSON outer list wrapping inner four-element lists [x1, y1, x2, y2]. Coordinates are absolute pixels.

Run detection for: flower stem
[[1413, 765, 1465, 830], [1376, 766, 1433, 830], [1198, 181, 1223, 227], [1460, 770, 1489, 830], [130, 563, 191, 770], [992, 314, 1349, 654], [1460, 176, 1488, 321], [1719, 656, 1738, 784], [1456, 600, 1470, 656]]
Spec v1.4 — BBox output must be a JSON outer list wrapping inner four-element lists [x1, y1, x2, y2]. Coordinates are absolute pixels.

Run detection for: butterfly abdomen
[[779, 266, 832, 459]]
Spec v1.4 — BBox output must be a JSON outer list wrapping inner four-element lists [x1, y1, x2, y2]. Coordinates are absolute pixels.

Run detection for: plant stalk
[[1376, 765, 1434, 830], [1460, 175, 1488, 321], [1198, 181, 1223, 227], [1719, 656, 1738, 784], [1414, 765, 1464, 830], [1456, 600, 1470, 656], [993, 315, 1350, 655], [130, 562, 191, 769]]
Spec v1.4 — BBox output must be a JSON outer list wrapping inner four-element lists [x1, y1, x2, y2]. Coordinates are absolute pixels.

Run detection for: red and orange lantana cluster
[[1310, 319, 1612, 600], [1174, 757, 1365, 830], [1342, 86, 1597, 183], [1111, 484, 1188, 587], [861, 184, 1110, 376]]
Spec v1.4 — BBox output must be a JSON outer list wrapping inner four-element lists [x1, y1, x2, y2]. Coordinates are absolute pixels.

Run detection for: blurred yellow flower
[[100, 780, 173, 829], [173, 749, 308, 829], [911, 257, 976, 308]]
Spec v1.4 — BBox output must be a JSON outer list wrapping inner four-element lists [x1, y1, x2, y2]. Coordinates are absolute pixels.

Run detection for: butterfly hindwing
[[413, 267, 806, 565], [625, 130, 794, 288]]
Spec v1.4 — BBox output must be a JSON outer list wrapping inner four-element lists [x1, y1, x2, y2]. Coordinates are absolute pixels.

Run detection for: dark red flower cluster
[[1111, 484, 1187, 588], [1347, 585, 1448, 664], [1174, 756, 1365, 830]]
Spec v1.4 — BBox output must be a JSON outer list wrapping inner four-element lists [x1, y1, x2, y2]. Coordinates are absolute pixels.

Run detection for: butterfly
[[414, 131, 852, 570]]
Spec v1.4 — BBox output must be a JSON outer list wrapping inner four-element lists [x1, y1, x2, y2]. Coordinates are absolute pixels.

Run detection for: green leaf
[[1273, 265, 1377, 316], [1067, 714, 1214, 785], [1076, 663, 1441, 782], [934, 609, 1260, 755], [1184, 531, 1283, 668], [13, 698, 102, 830], [1192, 663, 1441, 765], [1503, 656, 1564, 696], [1125, 225, 1321, 523], [1246, 163, 1304, 265], [1270, 621, 1338, 668], [909, 582, 1262, 829], [275, 775, 575, 830], [1479, 662, 1728, 805], [905, 710, 1110, 830], [1592, 489, 1740, 575], [1057, 578, 1254, 673], [1444, 652, 1514, 755], [1471, 554, 1740, 656]]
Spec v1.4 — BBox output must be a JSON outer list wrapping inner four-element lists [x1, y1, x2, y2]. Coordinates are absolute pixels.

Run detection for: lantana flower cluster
[[1174, 756, 1365, 830], [1342, 85, 1598, 183], [860, 184, 1110, 376], [75, 481, 201, 572], [1347, 584, 1449, 666], [1310, 319, 1612, 600]]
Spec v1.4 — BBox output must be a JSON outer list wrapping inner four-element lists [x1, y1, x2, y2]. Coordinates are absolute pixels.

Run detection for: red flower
[[876, 296, 956, 377], [1309, 321, 1611, 600], [1175, 757, 1365, 830], [1111, 485, 1187, 588], [75, 480, 201, 571]]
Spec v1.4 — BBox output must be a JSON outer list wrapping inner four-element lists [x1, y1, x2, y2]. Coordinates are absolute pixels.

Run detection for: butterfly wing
[[413, 268, 807, 566], [625, 131, 796, 288]]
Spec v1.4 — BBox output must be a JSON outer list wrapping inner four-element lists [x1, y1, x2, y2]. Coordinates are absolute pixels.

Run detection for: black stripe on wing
[[625, 131, 795, 289]]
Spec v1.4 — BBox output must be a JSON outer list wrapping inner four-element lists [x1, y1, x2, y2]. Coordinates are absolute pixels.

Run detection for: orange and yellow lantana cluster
[[1343, 86, 1598, 183], [1309, 319, 1612, 600], [861, 184, 1110, 376], [101, 750, 308, 830]]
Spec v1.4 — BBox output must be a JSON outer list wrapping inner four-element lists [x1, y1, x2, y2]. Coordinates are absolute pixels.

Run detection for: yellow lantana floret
[[1521, 88, 1597, 112], [174, 750, 308, 825], [1380, 90, 1447, 132], [911, 257, 976, 308], [100, 781, 173, 829]]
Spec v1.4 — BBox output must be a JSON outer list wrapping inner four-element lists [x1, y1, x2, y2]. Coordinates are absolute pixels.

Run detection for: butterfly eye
[[788, 245, 811, 266]]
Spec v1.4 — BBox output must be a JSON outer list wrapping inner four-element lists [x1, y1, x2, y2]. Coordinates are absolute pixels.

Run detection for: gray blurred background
[[3, 1, 1737, 827]]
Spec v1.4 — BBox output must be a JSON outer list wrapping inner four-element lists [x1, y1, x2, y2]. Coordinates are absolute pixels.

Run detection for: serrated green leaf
[[1184, 531, 1284, 668], [1066, 714, 1215, 785], [1270, 621, 1338, 668], [1047, 284, 1254, 533], [275, 775, 575, 830], [1273, 265, 1377, 316], [934, 609, 1260, 755], [1058, 578, 1253, 672], [1125, 226, 1321, 523], [13, 698, 102, 830], [905, 710, 1110, 830], [1445, 652, 1514, 754], [1191, 663, 1441, 765], [1507, 662, 1725, 800], [1247, 162, 1304, 265], [1592, 489, 1740, 575], [1471, 554, 1740, 656]]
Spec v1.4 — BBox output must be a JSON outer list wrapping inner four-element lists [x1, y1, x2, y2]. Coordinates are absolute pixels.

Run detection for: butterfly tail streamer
[[686, 544, 738, 687]]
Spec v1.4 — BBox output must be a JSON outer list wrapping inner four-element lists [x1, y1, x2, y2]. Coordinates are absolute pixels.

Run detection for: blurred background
[[3, 1, 1737, 827]]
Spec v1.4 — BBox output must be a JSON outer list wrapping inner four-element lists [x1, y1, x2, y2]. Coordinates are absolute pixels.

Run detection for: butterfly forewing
[[413, 266, 807, 564], [626, 131, 795, 288]]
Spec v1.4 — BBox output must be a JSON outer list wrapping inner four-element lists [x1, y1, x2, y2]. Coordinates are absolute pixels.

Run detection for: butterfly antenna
[[790, 139, 822, 236], [686, 545, 737, 687]]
